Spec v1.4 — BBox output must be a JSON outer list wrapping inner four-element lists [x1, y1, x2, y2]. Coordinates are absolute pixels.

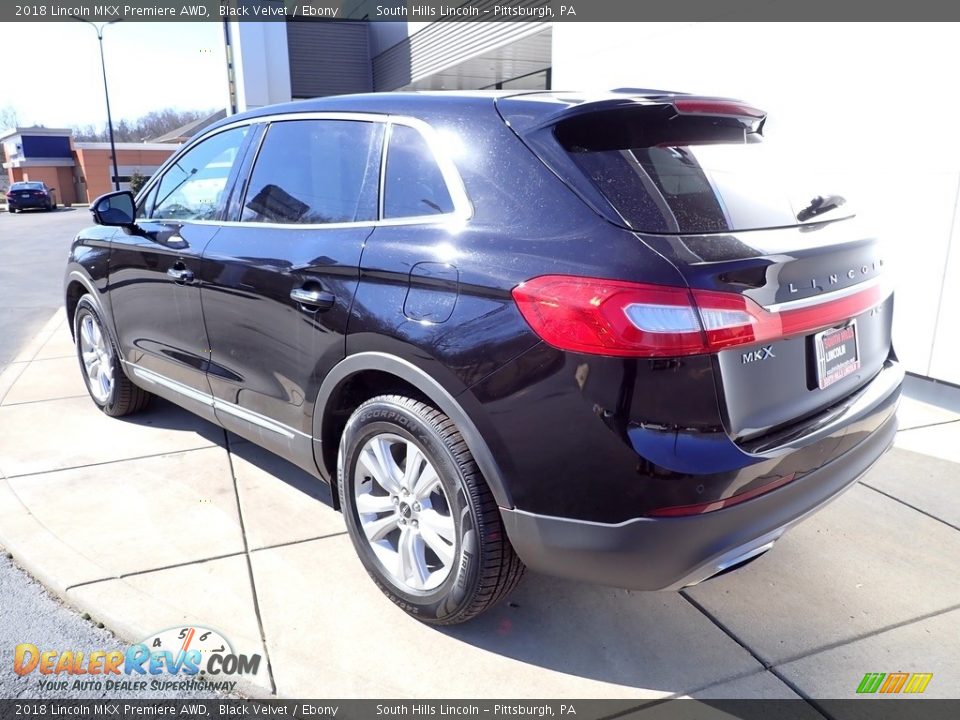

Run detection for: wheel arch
[[314, 352, 514, 512], [64, 270, 105, 340]]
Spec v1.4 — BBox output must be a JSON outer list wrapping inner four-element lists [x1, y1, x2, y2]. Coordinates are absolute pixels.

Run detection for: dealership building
[[0, 126, 181, 204]]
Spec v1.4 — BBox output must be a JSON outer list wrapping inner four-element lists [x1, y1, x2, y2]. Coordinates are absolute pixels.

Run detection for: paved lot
[[0, 308, 958, 703], [0, 207, 91, 371]]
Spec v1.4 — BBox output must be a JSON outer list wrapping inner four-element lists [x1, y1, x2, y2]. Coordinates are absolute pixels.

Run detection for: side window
[[152, 126, 248, 221], [136, 183, 158, 219], [383, 124, 455, 219], [241, 120, 383, 224]]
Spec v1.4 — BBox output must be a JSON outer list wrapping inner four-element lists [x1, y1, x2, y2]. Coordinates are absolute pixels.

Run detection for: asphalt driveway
[[0, 206, 90, 370]]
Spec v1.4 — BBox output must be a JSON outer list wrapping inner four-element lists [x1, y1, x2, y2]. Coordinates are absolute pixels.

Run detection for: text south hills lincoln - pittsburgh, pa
[[374, 4, 576, 18]]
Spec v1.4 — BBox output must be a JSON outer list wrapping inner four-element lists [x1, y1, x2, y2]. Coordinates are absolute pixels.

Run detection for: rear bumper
[[8, 198, 50, 209], [500, 362, 901, 591]]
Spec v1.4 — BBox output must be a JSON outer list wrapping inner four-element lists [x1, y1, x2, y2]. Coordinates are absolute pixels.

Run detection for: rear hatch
[[498, 92, 893, 442], [9, 186, 45, 200]]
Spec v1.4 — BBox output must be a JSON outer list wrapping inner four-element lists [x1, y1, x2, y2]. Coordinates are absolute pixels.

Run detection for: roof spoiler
[[515, 94, 767, 135]]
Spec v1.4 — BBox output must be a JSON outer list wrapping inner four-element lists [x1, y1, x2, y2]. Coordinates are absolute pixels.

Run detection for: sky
[[1, 22, 225, 128]]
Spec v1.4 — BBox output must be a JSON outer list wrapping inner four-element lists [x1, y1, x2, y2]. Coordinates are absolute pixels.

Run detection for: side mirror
[[91, 191, 135, 227]]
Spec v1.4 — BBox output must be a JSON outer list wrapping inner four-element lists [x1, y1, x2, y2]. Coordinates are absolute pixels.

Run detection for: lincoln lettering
[[788, 259, 884, 293]]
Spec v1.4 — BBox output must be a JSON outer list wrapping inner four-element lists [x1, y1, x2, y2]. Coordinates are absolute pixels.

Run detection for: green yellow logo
[[856, 672, 933, 694]]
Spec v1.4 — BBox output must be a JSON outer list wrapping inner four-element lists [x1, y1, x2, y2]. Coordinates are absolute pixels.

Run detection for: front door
[[109, 125, 251, 420]]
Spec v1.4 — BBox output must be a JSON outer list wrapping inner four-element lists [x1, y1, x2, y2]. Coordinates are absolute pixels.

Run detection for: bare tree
[[0, 105, 17, 129], [0, 106, 18, 166], [72, 108, 214, 142]]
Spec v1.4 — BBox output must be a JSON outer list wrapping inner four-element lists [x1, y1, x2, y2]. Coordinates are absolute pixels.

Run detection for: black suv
[[65, 91, 902, 624]]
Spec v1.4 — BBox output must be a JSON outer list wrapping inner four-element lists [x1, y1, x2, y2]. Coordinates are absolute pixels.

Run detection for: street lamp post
[[72, 17, 121, 191]]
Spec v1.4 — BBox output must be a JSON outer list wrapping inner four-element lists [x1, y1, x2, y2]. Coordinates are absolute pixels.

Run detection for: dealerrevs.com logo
[[14, 626, 261, 693]]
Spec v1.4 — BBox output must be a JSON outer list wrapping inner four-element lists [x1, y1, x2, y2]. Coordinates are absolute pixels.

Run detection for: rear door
[[198, 116, 384, 465], [506, 96, 893, 440], [109, 125, 251, 415]]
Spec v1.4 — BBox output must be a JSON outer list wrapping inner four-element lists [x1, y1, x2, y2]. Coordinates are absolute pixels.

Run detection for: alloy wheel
[[79, 314, 114, 404], [353, 433, 456, 592]]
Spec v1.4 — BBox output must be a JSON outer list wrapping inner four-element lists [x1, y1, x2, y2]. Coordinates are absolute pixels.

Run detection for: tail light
[[511, 275, 888, 358], [672, 98, 766, 120]]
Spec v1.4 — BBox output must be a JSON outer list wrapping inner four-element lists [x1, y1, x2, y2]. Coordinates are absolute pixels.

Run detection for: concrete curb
[[11, 308, 68, 366]]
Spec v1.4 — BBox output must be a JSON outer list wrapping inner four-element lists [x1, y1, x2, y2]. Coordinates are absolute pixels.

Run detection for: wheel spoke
[[355, 492, 395, 515], [411, 464, 440, 501], [402, 442, 425, 493], [362, 512, 399, 542], [82, 349, 98, 373], [398, 527, 428, 587], [91, 321, 104, 351], [419, 523, 454, 567], [80, 319, 94, 348], [419, 508, 455, 544], [363, 437, 402, 495]]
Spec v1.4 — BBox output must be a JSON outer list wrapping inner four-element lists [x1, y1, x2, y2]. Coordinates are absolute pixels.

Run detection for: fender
[[65, 269, 103, 312], [313, 351, 514, 509], [64, 267, 116, 344]]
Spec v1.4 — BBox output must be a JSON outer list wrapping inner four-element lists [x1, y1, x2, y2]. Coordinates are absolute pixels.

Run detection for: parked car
[[64, 90, 902, 624], [7, 181, 57, 212]]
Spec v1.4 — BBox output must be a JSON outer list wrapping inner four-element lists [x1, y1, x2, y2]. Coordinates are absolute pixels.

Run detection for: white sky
[[1, 22, 225, 128]]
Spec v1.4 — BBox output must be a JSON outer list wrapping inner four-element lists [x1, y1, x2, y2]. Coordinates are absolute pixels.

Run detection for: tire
[[338, 395, 525, 625], [8, 207, 15, 214], [74, 295, 152, 417]]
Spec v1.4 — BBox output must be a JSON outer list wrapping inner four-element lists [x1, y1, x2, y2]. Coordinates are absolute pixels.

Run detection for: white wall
[[225, 21, 292, 112], [553, 22, 960, 384]]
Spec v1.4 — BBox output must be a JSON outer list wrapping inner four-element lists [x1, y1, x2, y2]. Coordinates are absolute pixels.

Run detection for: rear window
[[11, 182, 44, 190], [383, 124, 455, 219], [560, 108, 850, 234]]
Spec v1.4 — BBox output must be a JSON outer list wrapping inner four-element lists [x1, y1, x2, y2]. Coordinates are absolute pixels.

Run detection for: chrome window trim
[[128, 364, 308, 440], [135, 111, 473, 230]]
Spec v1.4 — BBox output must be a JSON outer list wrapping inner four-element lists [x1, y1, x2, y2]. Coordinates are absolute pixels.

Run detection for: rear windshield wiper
[[797, 194, 846, 222]]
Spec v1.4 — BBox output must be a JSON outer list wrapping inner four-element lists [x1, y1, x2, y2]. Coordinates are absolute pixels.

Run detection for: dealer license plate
[[814, 321, 860, 390]]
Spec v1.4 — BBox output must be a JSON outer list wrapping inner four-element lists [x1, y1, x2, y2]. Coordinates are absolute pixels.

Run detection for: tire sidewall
[[74, 298, 122, 414], [339, 399, 482, 622]]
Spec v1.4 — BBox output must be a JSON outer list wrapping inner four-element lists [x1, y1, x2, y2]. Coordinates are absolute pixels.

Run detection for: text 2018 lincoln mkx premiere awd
[[65, 90, 902, 624]]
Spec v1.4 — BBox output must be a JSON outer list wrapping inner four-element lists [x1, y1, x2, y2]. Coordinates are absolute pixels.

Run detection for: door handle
[[167, 266, 195, 284], [290, 287, 336, 311]]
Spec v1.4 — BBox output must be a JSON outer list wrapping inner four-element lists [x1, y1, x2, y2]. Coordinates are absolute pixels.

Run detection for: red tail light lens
[[512, 275, 888, 358], [672, 98, 766, 120]]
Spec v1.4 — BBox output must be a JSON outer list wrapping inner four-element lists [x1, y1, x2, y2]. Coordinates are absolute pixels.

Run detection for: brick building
[[1, 126, 180, 205]]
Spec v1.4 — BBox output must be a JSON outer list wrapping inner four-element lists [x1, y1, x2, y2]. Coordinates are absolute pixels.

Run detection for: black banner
[[2, 700, 960, 720], [4, 0, 960, 23]]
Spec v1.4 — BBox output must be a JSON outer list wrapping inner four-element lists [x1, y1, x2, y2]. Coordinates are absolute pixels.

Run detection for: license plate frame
[[814, 321, 861, 390]]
